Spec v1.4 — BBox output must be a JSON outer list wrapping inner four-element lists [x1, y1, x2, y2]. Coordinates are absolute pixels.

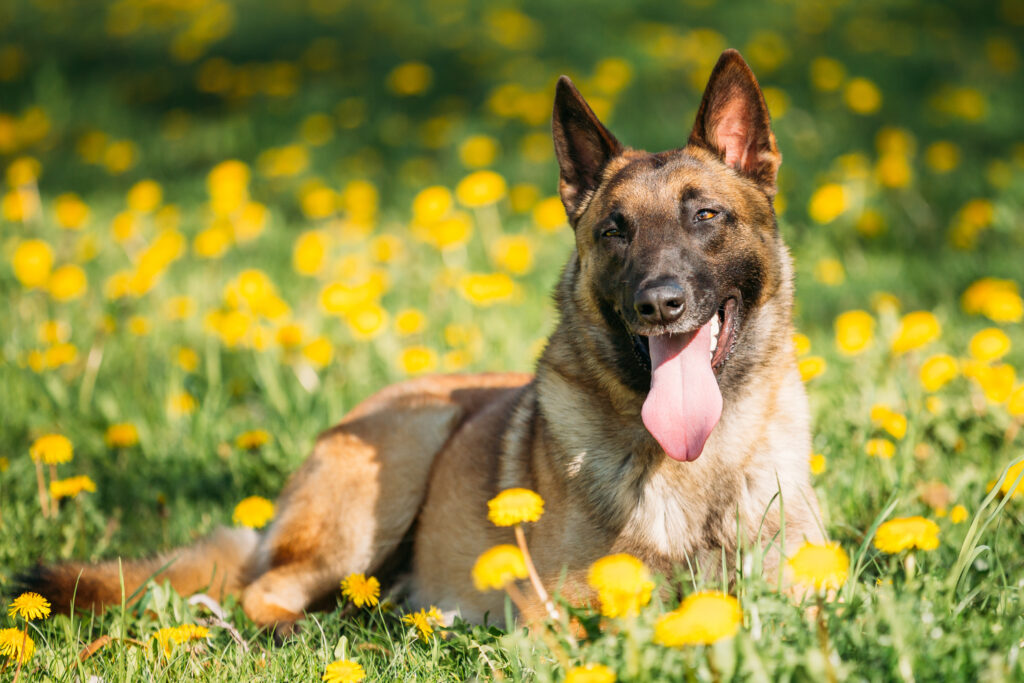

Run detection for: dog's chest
[[615, 464, 744, 568]]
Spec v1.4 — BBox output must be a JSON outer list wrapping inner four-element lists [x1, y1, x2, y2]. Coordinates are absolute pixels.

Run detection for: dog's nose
[[634, 285, 686, 325]]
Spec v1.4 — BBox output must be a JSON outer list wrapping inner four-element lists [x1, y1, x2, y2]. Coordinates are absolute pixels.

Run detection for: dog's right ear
[[552, 76, 622, 221]]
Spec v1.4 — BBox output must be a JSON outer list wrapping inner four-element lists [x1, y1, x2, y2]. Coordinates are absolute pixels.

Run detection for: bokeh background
[[2, 0, 1023, 593]]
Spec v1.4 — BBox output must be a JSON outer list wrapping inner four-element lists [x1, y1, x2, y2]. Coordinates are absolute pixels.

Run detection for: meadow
[[1, 0, 1023, 680]]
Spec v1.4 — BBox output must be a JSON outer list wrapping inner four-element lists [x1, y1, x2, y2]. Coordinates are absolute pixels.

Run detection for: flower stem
[[816, 594, 837, 683], [34, 460, 49, 518], [513, 524, 559, 621], [12, 626, 28, 683]]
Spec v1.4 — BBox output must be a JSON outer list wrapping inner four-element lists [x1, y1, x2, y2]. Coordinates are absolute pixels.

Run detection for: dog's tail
[[15, 526, 260, 613]]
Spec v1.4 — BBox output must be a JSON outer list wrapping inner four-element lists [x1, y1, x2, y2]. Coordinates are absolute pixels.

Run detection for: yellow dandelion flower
[[166, 391, 197, 417], [322, 658, 366, 683], [798, 356, 826, 382], [834, 310, 874, 355], [340, 573, 380, 608], [8, 592, 51, 621], [232, 496, 275, 529], [809, 453, 826, 475], [127, 179, 162, 213], [48, 264, 88, 302], [968, 328, 1011, 362], [293, 230, 329, 276], [303, 336, 334, 369], [874, 516, 940, 553], [949, 505, 969, 524], [891, 311, 940, 354], [458, 134, 500, 168], [235, 429, 271, 450], [394, 309, 426, 336], [491, 235, 534, 275], [844, 77, 882, 115], [30, 433, 73, 464], [487, 488, 544, 526], [807, 183, 847, 224], [994, 461, 1024, 498], [472, 545, 528, 591], [587, 553, 655, 618], [813, 258, 845, 286], [653, 591, 742, 646], [565, 663, 617, 683], [792, 333, 811, 357], [870, 405, 908, 440], [919, 354, 959, 392], [972, 363, 1016, 404], [1008, 385, 1024, 417], [387, 61, 433, 96], [49, 475, 97, 500], [0, 627, 35, 664], [532, 196, 567, 232], [865, 438, 895, 459], [175, 347, 200, 373], [455, 170, 507, 208], [152, 624, 210, 656], [457, 272, 517, 307], [402, 607, 441, 641], [397, 346, 438, 375], [54, 192, 90, 229], [787, 542, 849, 592]]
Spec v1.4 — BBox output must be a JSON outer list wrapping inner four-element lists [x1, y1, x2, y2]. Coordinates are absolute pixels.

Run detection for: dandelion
[[48, 264, 88, 301], [787, 542, 849, 591], [587, 553, 655, 618], [809, 453, 826, 475], [30, 434, 73, 464], [487, 488, 544, 526], [235, 429, 271, 450], [968, 328, 1011, 362], [532, 196, 567, 231], [152, 624, 210, 656], [919, 354, 959, 392], [865, 438, 895, 459], [874, 516, 940, 553], [402, 606, 443, 641], [949, 505, 969, 524], [792, 333, 811, 356], [654, 591, 742, 646], [0, 627, 35, 664], [807, 183, 847, 224], [458, 134, 500, 168], [8, 592, 50, 621], [166, 391, 197, 417], [322, 658, 365, 683], [834, 310, 874, 355], [491, 235, 534, 275], [565, 663, 617, 683], [233, 496, 275, 528], [455, 170, 507, 208], [54, 193, 90, 229], [472, 545, 528, 591], [49, 475, 97, 500], [972, 364, 1016, 404], [843, 77, 882, 114], [387, 61, 433, 96], [127, 179, 162, 213], [870, 405, 908, 440], [891, 311, 940, 354], [303, 337, 334, 369], [458, 272, 517, 306], [798, 356, 826, 382], [340, 573, 380, 608]]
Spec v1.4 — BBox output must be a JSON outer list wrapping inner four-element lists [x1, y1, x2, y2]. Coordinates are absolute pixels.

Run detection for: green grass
[[2, 0, 1024, 679]]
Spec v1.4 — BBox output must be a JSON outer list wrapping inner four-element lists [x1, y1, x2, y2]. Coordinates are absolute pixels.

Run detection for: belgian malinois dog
[[23, 49, 825, 629]]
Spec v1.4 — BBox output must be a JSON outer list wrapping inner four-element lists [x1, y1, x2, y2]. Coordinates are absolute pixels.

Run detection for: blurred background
[[1, 0, 1022, 555]]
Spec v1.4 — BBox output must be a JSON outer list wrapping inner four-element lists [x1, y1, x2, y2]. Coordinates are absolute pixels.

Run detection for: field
[[1, 0, 1023, 680]]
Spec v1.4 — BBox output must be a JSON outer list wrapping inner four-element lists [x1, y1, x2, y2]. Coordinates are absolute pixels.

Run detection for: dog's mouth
[[626, 296, 740, 463], [631, 297, 740, 376]]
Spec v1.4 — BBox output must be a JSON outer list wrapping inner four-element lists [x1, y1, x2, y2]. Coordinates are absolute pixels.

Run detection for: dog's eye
[[695, 209, 718, 221], [602, 227, 623, 238]]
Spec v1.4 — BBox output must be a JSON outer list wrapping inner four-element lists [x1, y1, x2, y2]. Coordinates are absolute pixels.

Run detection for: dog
[[22, 49, 825, 630]]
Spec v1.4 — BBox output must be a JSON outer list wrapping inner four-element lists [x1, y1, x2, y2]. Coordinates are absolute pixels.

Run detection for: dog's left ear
[[552, 76, 623, 221], [688, 49, 781, 195]]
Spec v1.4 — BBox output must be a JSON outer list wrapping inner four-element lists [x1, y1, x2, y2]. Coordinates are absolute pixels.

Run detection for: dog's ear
[[688, 49, 781, 195], [552, 76, 622, 220]]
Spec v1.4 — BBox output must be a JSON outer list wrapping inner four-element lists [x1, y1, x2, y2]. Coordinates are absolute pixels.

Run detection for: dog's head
[[552, 50, 787, 462]]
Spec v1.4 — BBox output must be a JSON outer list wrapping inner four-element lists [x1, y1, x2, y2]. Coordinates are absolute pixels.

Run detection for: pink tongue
[[641, 319, 723, 462]]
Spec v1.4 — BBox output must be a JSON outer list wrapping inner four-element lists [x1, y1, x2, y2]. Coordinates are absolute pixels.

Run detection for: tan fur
[[24, 50, 825, 631]]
